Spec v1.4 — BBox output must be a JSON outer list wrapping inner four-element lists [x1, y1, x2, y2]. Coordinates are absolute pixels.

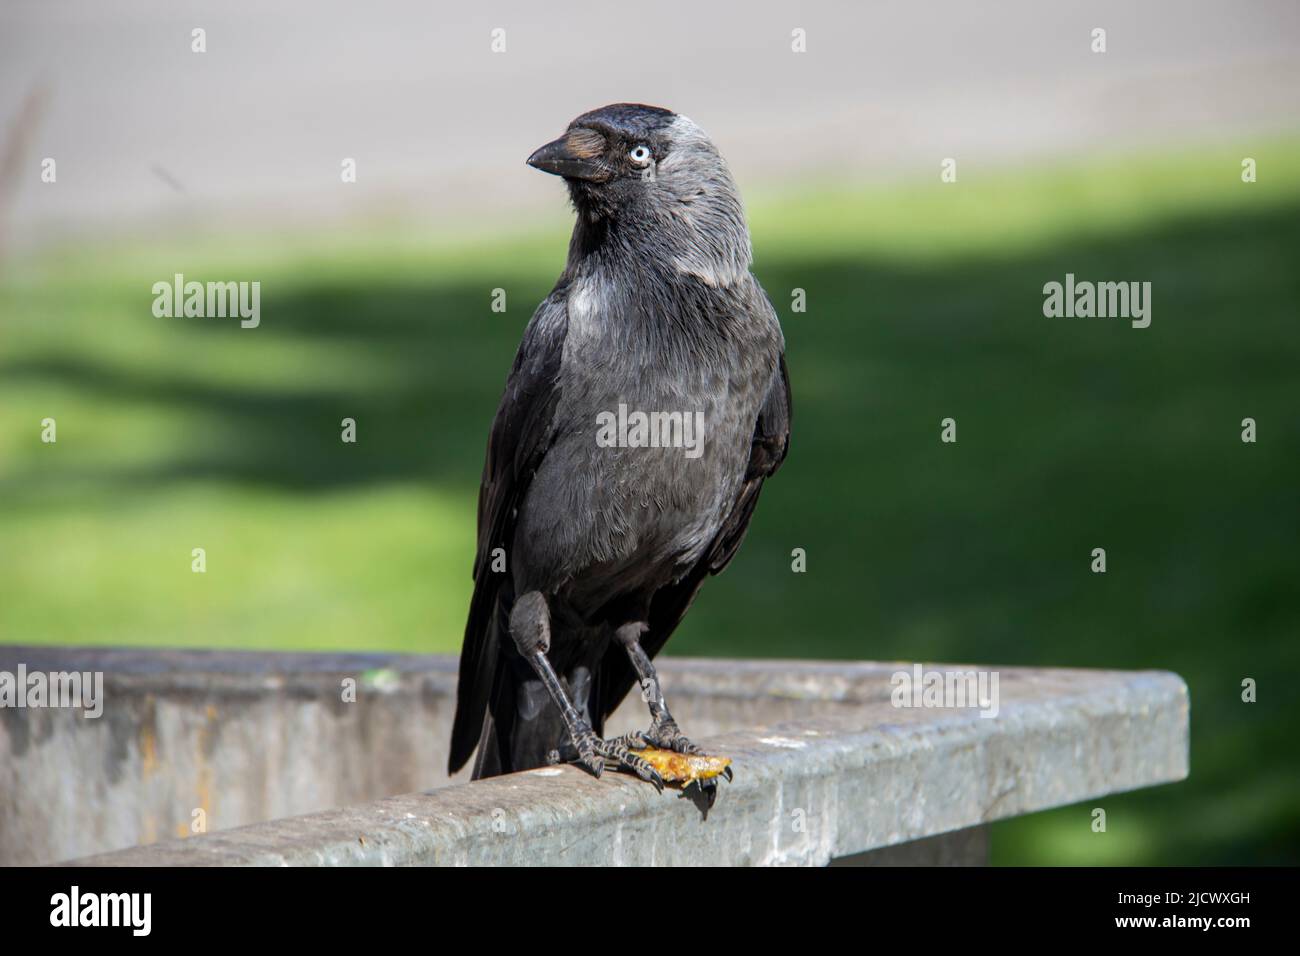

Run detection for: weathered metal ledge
[[0, 647, 1189, 867]]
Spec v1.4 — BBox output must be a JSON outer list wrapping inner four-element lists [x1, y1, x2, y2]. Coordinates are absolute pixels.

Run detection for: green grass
[[3, 139, 1298, 864]]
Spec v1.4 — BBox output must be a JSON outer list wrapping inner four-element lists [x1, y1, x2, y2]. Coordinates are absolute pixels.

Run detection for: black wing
[[448, 287, 569, 774], [594, 351, 792, 727]]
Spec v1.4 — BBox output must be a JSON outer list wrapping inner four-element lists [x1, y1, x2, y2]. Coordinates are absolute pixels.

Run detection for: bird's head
[[528, 103, 751, 285]]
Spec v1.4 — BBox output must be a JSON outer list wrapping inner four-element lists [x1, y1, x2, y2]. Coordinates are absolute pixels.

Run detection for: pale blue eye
[[629, 145, 652, 165]]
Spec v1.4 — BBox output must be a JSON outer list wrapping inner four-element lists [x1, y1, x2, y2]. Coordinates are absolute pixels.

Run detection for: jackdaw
[[448, 103, 791, 790]]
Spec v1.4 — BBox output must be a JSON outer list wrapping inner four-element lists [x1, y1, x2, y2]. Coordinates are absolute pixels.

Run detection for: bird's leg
[[509, 592, 663, 790], [610, 623, 730, 781]]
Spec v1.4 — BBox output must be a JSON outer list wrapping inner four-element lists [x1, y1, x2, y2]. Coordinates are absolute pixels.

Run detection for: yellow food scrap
[[631, 747, 732, 784]]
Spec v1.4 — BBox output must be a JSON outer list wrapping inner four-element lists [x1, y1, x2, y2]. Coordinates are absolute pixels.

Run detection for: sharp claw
[[571, 733, 606, 780], [570, 729, 673, 791], [626, 753, 665, 793], [722, 766, 734, 783]]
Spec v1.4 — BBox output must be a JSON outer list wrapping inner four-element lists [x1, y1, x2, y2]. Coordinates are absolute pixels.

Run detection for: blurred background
[[1, 0, 1297, 864]]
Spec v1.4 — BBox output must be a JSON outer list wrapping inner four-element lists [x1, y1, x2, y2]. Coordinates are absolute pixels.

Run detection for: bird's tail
[[469, 709, 506, 778]]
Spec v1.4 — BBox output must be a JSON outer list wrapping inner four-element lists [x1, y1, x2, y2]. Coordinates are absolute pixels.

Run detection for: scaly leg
[[510, 593, 664, 790], [609, 622, 733, 782]]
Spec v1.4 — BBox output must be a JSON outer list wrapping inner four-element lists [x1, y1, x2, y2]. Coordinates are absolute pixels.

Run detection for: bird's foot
[[611, 721, 734, 784], [569, 724, 665, 792]]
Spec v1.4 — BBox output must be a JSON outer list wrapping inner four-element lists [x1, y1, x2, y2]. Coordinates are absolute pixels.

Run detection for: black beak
[[527, 134, 609, 182]]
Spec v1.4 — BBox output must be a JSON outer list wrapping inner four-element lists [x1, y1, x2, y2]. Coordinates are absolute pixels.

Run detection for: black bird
[[448, 104, 791, 789]]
